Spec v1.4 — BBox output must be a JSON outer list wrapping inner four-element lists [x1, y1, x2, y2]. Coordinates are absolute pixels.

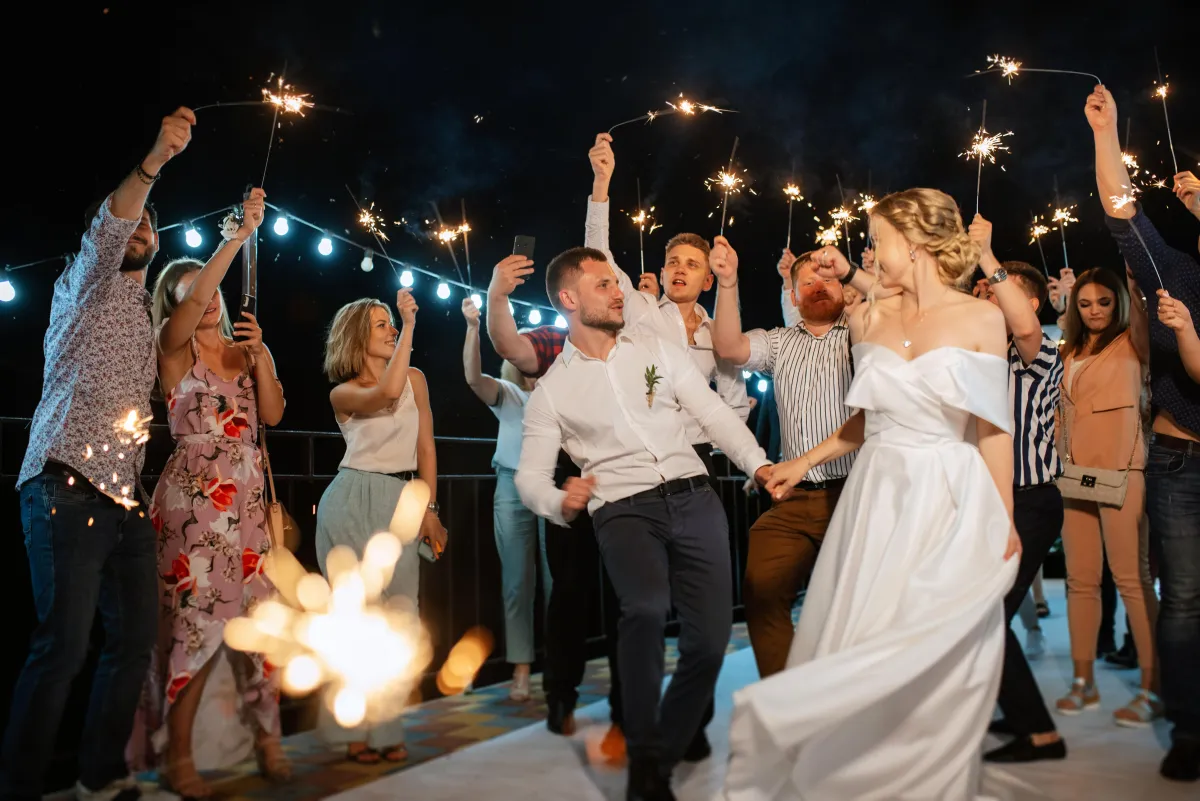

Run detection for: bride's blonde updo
[[871, 188, 980, 287]]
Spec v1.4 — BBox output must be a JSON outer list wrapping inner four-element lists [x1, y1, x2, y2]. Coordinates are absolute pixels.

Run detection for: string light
[[273, 216, 289, 236], [554, 315, 567, 329], [184, 227, 202, 248], [436, 282, 451, 300], [756, 379, 769, 393], [470, 293, 483, 309], [528, 309, 542, 325], [0, 280, 14, 302], [360, 253, 374, 272], [742, 370, 752, 380], [400, 270, 414, 288], [318, 237, 333, 256]]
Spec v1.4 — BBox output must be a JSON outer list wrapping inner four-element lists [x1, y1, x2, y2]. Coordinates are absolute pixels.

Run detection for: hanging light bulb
[[742, 371, 751, 380], [527, 308, 542, 325], [400, 270, 414, 287], [184, 226, 202, 248], [436, 282, 451, 300], [757, 379, 769, 393], [470, 293, 483, 309], [360, 253, 374, 272], [273, 216, 289, 236], [318, 237, 333, 256], [0, 280, 14, 303], [554, 315, 567, 329]]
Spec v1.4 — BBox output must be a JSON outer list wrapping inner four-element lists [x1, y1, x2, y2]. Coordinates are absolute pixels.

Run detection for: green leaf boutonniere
[[644, 365, 662, 408]]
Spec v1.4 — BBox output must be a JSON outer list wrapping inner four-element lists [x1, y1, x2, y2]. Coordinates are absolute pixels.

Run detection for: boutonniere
[[644, 365, 662, 408]]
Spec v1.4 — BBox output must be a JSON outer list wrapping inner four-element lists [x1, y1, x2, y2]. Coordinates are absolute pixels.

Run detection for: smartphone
[[513, 235, 536, 260], [419, 538, 443, 563]]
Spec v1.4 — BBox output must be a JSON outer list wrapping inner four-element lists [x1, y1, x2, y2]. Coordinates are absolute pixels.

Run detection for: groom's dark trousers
[[592, 479, 732, 769]]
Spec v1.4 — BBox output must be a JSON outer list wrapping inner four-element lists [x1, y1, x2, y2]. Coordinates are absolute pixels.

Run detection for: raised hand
[[1174, 171, 1200, 217], [1047, 277, 1065, 313], [1084, 85, 1117, 133], [777, 249, 796, 281], [861, 247, 875, 272], [146, 107, 196, 172], [396, 288, 418, 327], [711, 236, 740, 288], [237, 188, 266, 239], [589, 133, 615, 184], [813, 245, 851, 281], [1057, 267, 1077, 304], [1157, 289, 1194, 334], [560, 475, 596, 522], [489, 254, 535, 298], [461, 296, 481, 327], [638, 272, 660, 297], [968, 214, 994, 257]]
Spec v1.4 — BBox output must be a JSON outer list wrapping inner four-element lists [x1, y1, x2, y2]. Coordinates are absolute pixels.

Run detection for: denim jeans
[[0, 470, 158, 800], [1146, 443, 1200, 742], [493, 467, 551, 665]]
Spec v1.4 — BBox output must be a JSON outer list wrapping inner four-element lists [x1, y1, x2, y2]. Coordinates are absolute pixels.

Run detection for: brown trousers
[[743, 485, 843, 678]]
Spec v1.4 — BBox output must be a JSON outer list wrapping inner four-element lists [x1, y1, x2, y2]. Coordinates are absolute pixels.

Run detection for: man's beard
[[800, 294, 843, 323], [119, 245, 156, 273], [581, 306, 625, 332]]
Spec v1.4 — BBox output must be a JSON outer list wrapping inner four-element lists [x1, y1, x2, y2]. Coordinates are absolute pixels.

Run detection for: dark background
[[2, 1, 1198, 434]]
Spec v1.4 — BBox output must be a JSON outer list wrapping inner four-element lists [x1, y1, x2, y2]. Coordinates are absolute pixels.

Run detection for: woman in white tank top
[[314, 290, 446, 765]]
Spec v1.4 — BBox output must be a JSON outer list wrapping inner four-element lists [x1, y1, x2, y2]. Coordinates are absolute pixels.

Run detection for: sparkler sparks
[[1029, 221, 1050, 243], [783, 184, 802, 201], [962, 130, 1014, 164], [629, 207, 660, 234], [224, 482, 440, 729], [607, 94, 733, 133], [261, 77, 314, 116], [1109, 194, 1137, 211], [707, 171, 744, 195], [114, 410, 153, 447], [829, 206, 859, 226], [436, 228, 460, 244], [1052, 206, 1079, 228], [986, 54, 1022, 83], [858, 195, 877, 213], [1154, 83, 1169, 100], [971, 55, 1102, 85], [815, 226, 842, 247], [356, 203, 390, 242], [1122, 152, 1140, 171]]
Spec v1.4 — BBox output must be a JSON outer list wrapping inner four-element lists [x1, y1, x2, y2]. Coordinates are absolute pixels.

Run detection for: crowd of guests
[[1, 83, 1198, 801]]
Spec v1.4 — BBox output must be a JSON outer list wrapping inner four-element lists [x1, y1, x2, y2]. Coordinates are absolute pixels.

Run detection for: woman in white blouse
[[315, 289, 447, 764], [461, 298, 549, 701]]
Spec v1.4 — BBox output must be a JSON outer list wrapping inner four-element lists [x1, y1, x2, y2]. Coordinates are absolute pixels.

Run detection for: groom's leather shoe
[[983, 735, 1066, 763], [627, 758, 675, 801], [546, 698, 577, 736]]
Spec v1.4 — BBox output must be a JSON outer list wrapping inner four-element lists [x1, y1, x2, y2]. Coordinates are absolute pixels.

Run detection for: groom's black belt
[[625, 476, 710, 502], [797, 477, 846, 492]]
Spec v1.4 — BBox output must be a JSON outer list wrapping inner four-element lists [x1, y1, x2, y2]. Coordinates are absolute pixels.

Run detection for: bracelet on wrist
[[840, 263, 859, 286], [135, 162, 160, 185]]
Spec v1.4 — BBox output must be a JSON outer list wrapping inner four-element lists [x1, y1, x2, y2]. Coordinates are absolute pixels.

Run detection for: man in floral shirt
[[3, 108, 194, 801]]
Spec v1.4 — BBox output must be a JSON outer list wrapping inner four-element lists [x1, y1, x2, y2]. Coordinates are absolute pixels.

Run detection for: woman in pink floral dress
[[130, 190, 290, 798]]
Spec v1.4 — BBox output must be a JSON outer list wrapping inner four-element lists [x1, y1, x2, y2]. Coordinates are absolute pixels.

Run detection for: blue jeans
[[493, 467, 550, 665], [0, 470, 158, 800], [1146, 443, 1200, 742]]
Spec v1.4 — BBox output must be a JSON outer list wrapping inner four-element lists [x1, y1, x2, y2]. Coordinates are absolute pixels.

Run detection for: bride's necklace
[[899, 302, 942, 349]]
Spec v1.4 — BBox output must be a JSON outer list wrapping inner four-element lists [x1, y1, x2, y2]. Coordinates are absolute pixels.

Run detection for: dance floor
[[333, 580, 1191, 801]]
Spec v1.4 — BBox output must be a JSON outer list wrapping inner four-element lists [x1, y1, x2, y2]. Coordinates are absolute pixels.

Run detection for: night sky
[[2, 0, 1197, 438]]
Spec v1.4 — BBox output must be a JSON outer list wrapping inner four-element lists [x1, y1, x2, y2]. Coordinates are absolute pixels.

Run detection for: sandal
[[347, 744, 381, 764], [380, 743, 408, 763], [160, 756, 214, 801], [1055, 678, 1100, 715], [1114, 689, 1164, 728], [255, 736, 294, 782]]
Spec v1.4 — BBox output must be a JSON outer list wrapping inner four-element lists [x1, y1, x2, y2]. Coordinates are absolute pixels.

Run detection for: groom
[[516, 246, 772, 801]]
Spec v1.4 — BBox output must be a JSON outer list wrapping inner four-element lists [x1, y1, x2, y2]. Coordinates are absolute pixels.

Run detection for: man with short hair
[[711, 244, 855, 679], [515, 246, 771, 801], [3, 108, 195, 801], [967, 216, 1067, 764]]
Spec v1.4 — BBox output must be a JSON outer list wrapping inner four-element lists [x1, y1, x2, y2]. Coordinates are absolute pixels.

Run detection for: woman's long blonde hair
[[870, 188, 981, 288], [324, 298, 392, 383], [150, 258, 235, 344]]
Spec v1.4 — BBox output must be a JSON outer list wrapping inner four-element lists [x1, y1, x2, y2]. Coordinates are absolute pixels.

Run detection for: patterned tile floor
[[125, 623, 754, 801]]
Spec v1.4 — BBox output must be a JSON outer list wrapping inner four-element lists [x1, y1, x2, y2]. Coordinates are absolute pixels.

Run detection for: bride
[[723, 188, 1021, 800]]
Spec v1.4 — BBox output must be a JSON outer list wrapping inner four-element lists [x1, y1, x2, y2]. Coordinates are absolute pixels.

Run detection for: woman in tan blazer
[[1056, 266, 1159, 726]]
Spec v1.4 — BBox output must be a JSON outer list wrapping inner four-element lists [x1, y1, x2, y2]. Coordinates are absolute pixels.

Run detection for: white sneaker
[[1025, 629, 1045, 660], [75, 775, 140, 801]]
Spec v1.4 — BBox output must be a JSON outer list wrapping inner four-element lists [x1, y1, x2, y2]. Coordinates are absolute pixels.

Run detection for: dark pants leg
[[690, 444, 717, 735], [593, 486, 732, 769], [0, 472, 158, 800], [996, 485, 1062, 736], [1146, 444, 1200, 744], [1099, 553, 1117, 654]]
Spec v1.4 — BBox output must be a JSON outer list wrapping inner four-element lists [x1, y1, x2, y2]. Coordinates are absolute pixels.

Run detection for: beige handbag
[[260, 422, 300, 552], [1057, 397, 1140, 508]]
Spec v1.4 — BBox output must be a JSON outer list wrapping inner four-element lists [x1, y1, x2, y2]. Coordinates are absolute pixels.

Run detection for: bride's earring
[[909, 248, 916, 262]]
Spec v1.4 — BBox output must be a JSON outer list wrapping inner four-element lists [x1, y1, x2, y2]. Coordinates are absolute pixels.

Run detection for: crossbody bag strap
[[243, 349, 280, 507]]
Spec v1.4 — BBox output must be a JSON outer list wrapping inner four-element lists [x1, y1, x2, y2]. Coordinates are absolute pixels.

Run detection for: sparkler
[[345, 186, 400, 281], [706, 137, 742, 236], [629, 177, 661, 274], [815, 225, 842, 247], [834, 175, 856, 261], [460, 200, 472, 285], [970, 54, 1102, 85], [430, 201, 465, 284], [858, 194, 877, 214], [607, 94, 733, 134], [783, 183, 802, 250], [1153, 82, 1179, 176], [1051, 205, 1078, 270], [961, 100, 1013, 216], [1028, 215, 1050, 274], [225, 481, 437, 729]]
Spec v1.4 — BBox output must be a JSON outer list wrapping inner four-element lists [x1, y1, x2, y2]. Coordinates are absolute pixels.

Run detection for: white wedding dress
[[725, 343, 1019, 801]]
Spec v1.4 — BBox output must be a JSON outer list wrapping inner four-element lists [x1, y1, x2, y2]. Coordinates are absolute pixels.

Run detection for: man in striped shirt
[[711, 245, 854, 678], [969, 216, 1068, 764]]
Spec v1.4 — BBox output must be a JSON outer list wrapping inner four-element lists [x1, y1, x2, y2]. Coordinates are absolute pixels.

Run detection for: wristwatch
[[987, 268, 1009, 285], [427, 501, 440, 514], [839, 262, 859, 286]]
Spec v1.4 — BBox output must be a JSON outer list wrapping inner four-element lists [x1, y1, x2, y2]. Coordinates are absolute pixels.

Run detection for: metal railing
[[0, 416, 769, 784]]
